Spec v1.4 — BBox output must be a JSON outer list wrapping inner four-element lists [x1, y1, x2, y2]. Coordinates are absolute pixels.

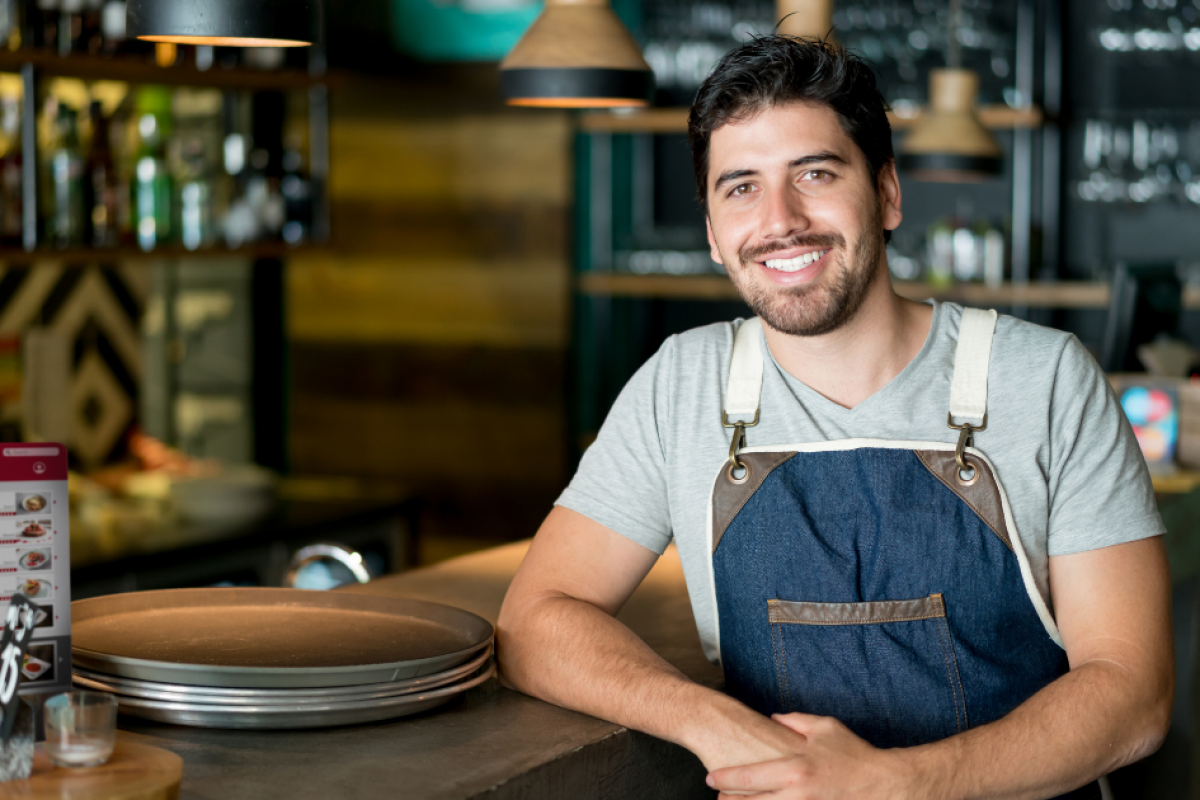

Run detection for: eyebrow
[[712, 151, 850, 192]]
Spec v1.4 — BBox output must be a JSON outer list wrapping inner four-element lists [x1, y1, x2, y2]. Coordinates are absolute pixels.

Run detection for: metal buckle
[[947, 412, 987, 475], [722, 410, 758, 473]]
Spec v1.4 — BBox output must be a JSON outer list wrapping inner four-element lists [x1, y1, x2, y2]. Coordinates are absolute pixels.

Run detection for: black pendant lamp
[[500, 0, 653, 108], [127, 0, 316, 47]]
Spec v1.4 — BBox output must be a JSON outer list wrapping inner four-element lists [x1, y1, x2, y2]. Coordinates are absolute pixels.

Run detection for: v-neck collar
[[761, 300, 942, 420]]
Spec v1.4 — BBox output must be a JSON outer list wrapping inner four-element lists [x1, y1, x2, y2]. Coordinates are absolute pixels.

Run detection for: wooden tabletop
[[112, 542, 720, 800]]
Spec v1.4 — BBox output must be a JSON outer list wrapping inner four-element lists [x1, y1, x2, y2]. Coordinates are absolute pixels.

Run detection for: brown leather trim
[[712, 451, 796, 553], [914, 450, 1014, 552], [768, 594, 946, 626]]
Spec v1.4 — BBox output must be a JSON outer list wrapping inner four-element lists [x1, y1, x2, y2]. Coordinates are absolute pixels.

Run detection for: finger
[[707, 756, 806, 793], [770, 712, 828, 735]]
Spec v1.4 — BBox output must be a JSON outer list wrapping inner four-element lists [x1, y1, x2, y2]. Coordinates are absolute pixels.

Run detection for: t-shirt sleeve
[[1046, 334, 1166, 555], [554, 337, 676, 555]]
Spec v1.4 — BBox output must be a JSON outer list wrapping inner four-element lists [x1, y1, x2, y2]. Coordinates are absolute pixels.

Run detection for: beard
[[725, 212, 886, 338]]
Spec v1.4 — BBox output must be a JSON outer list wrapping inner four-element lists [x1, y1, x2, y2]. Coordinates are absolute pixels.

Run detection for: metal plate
[[72, 648, 493, 705], [108, 662, 496, 730], [72, 588, 494, 688]]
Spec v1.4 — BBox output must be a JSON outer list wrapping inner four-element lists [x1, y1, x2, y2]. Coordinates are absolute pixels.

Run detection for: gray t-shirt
[[557, 301, 1165, 661]]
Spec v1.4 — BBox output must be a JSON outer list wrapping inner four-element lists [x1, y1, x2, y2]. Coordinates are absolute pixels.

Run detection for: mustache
[[740, 233, 845, 265]]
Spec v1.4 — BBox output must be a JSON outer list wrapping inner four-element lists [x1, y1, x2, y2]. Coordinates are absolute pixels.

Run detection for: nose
[[761, 182, 811, 240]]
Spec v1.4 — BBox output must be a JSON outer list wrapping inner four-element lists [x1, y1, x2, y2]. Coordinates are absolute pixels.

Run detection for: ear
[[706, 215, 723, 266], [878, 159, 902, 234]]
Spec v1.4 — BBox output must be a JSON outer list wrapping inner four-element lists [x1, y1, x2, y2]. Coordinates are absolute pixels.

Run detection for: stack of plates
[[71, 588, 496, 730]]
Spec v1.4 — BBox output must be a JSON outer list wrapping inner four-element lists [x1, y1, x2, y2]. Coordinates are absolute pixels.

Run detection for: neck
[[761, 266, 933, 409]]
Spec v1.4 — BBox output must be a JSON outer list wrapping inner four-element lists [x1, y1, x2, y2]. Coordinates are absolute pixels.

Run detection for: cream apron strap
[[725, 318, 764, 420], [949, 308, 999, 424]]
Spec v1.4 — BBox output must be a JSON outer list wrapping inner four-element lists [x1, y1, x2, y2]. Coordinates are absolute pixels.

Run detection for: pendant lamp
[[775, 0, 833, 39], [897, 69, 1003, 181], [126, 0, 316, 47], [500, 0, 653, 108], [897, 0, 1001, 182]]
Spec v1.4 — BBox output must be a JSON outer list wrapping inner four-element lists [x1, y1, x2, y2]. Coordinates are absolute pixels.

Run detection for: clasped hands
[[704, 713, 924, 800]]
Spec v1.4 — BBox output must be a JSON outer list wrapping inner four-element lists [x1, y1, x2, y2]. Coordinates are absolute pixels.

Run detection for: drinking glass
[[43, 691, 118, 768]]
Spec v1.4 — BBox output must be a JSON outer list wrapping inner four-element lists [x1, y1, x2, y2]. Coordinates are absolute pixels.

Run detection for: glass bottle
[[81, 0, 102, 54], [49, 104, 84, 249], [32, 0, 58, 50], [0, 0, 22, 50], [57, 0, 82, 56], [84, 101, 117, 247], [134, 102, 172, 251], [0, 93, 22, 245]]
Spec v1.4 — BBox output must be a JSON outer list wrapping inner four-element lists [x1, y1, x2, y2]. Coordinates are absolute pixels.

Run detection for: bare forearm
[[913, 659, 1172, 800], [497, 593, 796, 766]]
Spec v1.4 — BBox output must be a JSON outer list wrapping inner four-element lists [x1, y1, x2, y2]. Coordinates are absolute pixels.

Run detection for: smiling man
[[497, 36, 1172, 800]]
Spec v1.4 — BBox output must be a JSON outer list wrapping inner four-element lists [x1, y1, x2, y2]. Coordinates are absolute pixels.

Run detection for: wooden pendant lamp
[[897, 0, 1002, 182], [898, 69, 1003, 181], [126, 0, 316, 47], [775, 0, 833, 39], [500, 0, 653, 108]]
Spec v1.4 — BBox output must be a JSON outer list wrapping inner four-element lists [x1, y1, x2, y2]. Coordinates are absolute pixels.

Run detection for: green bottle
[[50, 104, 84, 249], [134, 86, 172, 251]]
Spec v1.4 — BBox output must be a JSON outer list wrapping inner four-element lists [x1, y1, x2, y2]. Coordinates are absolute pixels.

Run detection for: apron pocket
[[767, 593, 969, 748]]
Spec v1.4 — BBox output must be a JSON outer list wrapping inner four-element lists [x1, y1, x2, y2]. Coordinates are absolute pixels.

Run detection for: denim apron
[[707, 310, 1105, 800]]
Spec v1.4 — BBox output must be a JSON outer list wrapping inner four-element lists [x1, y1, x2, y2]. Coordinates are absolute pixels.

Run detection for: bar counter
[[115, 542, 722, 800]]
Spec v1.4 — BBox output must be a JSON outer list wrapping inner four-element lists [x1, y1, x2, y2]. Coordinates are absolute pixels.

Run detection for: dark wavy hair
[[688, 35, 894, 233]]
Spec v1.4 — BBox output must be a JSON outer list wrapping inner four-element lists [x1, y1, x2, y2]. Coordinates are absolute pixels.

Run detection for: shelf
[[0, 241, 326, 264], [578, 105, 1044, 134], [576, 273, 1181, 310], [0, 49, 340, 90]]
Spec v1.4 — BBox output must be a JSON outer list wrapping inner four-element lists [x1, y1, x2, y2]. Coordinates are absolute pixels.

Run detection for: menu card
[[0, 446, 69, 696]]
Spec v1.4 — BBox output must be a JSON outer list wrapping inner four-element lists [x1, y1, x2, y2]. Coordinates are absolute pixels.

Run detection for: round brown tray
[[72, 588, 494, 688]]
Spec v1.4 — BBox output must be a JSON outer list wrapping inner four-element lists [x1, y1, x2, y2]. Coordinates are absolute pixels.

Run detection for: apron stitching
[[944, 617, 969, 731], [933, 613, 964, 733], [770, 612, 944, 626], [770, 615, 787, 710], [777, 624, 792, 713]]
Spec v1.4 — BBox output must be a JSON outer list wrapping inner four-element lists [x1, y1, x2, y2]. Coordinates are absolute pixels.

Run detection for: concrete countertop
[[117, 542, 722, 800]]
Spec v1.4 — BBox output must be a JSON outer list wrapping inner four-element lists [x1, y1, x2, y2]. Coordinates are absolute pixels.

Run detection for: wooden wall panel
[[286, 74, 574, 554]]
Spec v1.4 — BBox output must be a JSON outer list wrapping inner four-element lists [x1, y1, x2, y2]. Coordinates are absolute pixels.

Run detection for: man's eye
[[803, 170, 831, 181], [732, 183, 754, 195]]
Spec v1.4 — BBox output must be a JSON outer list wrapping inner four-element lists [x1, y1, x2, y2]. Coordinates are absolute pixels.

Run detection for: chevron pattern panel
[[0, 264, 149, 468]]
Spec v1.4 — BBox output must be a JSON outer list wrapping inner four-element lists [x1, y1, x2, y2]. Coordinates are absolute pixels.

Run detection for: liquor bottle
[[99, 0, 126, 55], [133, 89, 172, 251], [84, 101, 117, 247], [81, 0, 102, 54], [32, 0, 58, 50], [49, 104, 85, 248], [0, 0, 22, 50], [280, 145, 310, 245], [0, 93, 22, 245], [57, 0, 82, 56]]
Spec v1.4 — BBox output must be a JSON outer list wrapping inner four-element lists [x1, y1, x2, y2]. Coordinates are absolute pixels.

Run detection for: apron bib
[[706, 311, 1104, 800]]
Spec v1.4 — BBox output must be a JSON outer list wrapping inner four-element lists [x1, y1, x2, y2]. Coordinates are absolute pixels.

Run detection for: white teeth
[[763, 250, 829, 271]]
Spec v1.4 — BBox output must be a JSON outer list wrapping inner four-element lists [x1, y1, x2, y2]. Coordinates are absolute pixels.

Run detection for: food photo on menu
[[19, 576, 52, 600], [21, 642, 55, 683], [18, 519, 50, 538], [15, 492, 50, 515], [17, 548, 51, 571]]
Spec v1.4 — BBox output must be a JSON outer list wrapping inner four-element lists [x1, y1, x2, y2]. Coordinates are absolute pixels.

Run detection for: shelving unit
[[0, 42, 334, 472]]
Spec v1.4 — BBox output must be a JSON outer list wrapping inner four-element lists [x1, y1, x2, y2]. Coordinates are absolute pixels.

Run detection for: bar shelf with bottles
[[0, 75, 322, 259]]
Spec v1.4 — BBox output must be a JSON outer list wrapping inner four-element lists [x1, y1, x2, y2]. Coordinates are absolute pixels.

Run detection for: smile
[[763, 250, 830, 272]]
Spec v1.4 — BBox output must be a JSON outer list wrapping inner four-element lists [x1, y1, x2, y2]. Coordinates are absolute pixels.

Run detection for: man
[[498, 36, 1172, 799]]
